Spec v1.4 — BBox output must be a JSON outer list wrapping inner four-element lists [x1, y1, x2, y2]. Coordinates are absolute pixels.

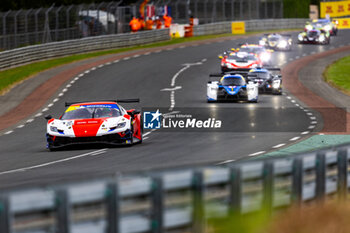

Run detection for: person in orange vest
[[138, 17, 145, 30], [145, 17, 154, 30], [155, 16, 162, 29], [129, 16, 140, 32], [163, 14, 172, 28]]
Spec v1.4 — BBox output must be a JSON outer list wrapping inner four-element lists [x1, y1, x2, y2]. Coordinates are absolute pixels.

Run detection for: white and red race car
[[45, 100, 142, 150], [219, 51, 262, 72]]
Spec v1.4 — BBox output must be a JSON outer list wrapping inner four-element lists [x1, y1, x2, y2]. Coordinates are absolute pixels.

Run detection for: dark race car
[[259, 33, 292, 51], [45, 99, 142, 150], [298, 29, 330, 45], [246, 67, 282, 95]]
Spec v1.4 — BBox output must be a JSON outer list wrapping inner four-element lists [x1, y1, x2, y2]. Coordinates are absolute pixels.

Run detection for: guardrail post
[[316, 152, 326, 202], [263, 161, 274, 214], [229, 166, 241, 216], [151, 176, 163, 233], [56, 189, 71, 233], [107, 182, 120, 233], [337, 149, 348, 201], [291, 157, 303, 205], [0, 195, 11, 233], [192, 170, 204, 233]]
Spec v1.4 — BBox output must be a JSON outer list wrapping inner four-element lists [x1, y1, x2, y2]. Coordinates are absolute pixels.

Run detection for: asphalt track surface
[[0, 30, 350, 190]]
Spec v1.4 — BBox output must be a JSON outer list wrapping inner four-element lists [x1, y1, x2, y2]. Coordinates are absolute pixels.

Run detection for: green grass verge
[[324, 55, 350, 95], [0, 28, 299, 95]]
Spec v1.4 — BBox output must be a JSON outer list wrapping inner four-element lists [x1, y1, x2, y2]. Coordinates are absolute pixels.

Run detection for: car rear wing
[[65, 99, 140, 107]]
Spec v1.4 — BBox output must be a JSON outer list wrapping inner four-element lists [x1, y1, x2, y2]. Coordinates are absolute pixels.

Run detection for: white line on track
[[179, 45, 186, 49], [62, 88, 68, 92], [216, 160, 235, 165], [91, 67, 96, 71], [143, 132, 152, 137], [272, 143, 285, 149], [84, 70, 90, 74], [289, 136, 300, 141], [4, 131, 13, 135], [306, 112, 313, 115], [0, 149, 109, 176], [143, 137, 149, 140], [58, 93, 64, 97], [308, 125, 316, 129], [113, 60, 119, 63], [286, 96, 291, 99], [53, 98, 59, 102], [123, 57, 130, 61], [133, 54, 140, 58], [144, 52, 151, 55], [78, 74, 84, 77], [105, 62, 112, 65], [98, 64, 104, 68], [35, 113, 43, 117], [17, 125, 25, 128], [311, 121, 317, 124], [42, 108, 49, 112], [26, 119, 34, 123], [301, 131, 310, 135], [310, 116, 316, 120], [249, 151, 266, 156]]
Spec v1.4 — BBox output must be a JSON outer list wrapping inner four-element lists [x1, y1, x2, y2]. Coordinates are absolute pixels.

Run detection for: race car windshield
[[228, 54, 257, 61], [268, 37, 279, 42], [240, 47, 264, 54], [249, 72, 269, 79], [308, 30, 319, 37], [222, 78, 246, 86], [61, 106, 122, 120]]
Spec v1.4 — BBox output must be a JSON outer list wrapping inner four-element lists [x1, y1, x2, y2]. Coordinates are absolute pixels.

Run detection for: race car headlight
[[50, 126, 58, 132], [260, 52, 270, 62], [247, 87, 255, 95], [319, 34, 325, 42], [210, 88, 218, 95], [324, 25, 331, 31], [305, 25, 312, 31], [298, 34, 304, 41], [272, 80, 281, 89], [116, 122, 126, 128], [278, 40, 288, 48]]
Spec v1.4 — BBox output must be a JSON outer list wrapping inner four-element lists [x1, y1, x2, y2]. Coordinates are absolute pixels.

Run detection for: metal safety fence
[[0, 0, 284, 50], [0, 143, 349, 233], [0, 18, 307, 71]]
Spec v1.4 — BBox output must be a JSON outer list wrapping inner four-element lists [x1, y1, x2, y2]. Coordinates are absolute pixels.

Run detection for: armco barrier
[[0, 144, 349, 233], [193, 18, 308, 36], [0, 19, 308, 71], [0, 29, 171, 70]]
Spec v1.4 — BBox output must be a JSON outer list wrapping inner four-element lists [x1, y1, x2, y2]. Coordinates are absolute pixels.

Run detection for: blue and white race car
[[207, 73, 259, 102]]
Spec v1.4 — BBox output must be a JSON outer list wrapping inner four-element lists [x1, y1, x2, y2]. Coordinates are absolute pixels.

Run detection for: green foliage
[[283, 0, 320, 18]]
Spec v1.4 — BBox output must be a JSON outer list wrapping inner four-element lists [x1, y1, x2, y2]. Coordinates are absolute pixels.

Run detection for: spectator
[[129, 16, 140, 32], [155, 16, 162, 29], [163, 14, 172, 28], [145, 17, 154, 30]]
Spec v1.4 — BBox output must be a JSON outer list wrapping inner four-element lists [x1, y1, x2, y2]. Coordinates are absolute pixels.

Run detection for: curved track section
[[0, 31, 350, 190]]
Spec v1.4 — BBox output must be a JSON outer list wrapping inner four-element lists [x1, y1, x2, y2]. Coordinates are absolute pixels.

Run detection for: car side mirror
[[218, 55, 223, 59], [45, 115, 52, 120]]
